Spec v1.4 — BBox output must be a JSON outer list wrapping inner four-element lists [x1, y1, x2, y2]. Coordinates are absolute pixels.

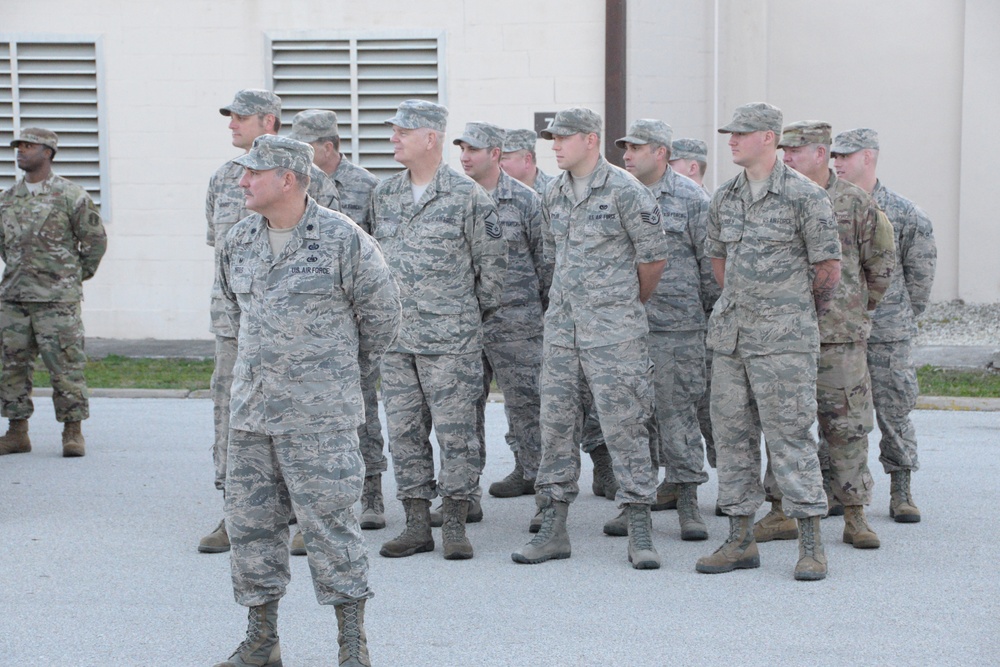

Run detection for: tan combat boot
[[199, 518, 231, 553], [603, 507, 628, 537], [336, 599, 371, 667], [651, 480, 678, 511], [843, 505, 880, 549], [512, 498, 571, 564], [430, 496, 483, 527], [290, 528, 307, 556], [794, 516, 827, 581], [379, 499, 434, 558], [753, 499, 799, 542], [677, 483, 708, 541], [890, 470, 921, 523], [359, 473, 386, 530], [696, 515, 760, 574], [62, 421, 85, 457], [0, 419, 30, 455], [626, 503, 661, 570], [441, 497, 474, 560], [214, 600, 281, 667], [488, 454, 535, 498], [589, 445, 618, 499]]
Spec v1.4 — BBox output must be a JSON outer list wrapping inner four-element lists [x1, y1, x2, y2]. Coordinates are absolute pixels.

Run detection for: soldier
[[669, 138, 709, 190], [454, 122, 550, 507], [695, 103, 841, 581], [833, 128, 936, 523], [0, 128, 107, 458], [761, 121, 895, 550], [214, 134, 400, 667], [288, 109, 387, 532], [200, 89, 342, 555], [511, 107, 668, 570], [598, 119, 717, 542], [372, 100, 507, 561], [501, 128, 556, 194]]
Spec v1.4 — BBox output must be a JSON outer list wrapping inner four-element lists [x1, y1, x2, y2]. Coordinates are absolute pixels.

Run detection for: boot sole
[[794, 569, 827, 581], [198, 544, 231, 554], [603, 526, 627, 537], [290, 547, 307, 556], [695, 556, 760, 574], [511, 550, 571, 564], [360, 517, 386, 530], [628, 554, 661, 570], [443, 549, 474, 560], [843, 534, 881, 549], [681, 529, 709, 541], [825, 506, 845, 517], [488, 483, 535, 498], [379, 541, 434, 558], [890, 509, 921, 523]]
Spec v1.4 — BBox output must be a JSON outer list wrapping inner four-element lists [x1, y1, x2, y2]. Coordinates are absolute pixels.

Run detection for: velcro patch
[[484, 210, 502, 239], [641, 208, 662, 226]]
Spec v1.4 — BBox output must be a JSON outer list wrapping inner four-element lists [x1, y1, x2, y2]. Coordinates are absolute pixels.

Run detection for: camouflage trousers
[[868, 339, 919, 473], [650, 330, 708, 485], [697, 352, 716, 468], [536, 338, 657, 506], [764, 342, 875, 505], [211, 335, 237, 491], [712, 347, 826, 519], [476, 335, 542, 481], [225, 428, 370, 607], [381, 350, 482, 501], [0, 300, 89, 422], [358, 350, 387, 478], [577, 380, 659, 466]]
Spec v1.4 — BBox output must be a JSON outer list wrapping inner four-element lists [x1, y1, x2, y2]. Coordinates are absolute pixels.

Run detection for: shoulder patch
[[484, 209, 502, 239], [641, 207, 662, 226]]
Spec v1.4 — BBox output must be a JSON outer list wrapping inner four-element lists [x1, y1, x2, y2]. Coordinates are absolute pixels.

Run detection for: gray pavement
[[2, 398, 998, 666]]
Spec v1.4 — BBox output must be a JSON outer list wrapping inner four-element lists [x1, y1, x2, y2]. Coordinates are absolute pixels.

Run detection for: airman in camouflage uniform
[[669, 138, 709, 191], [371, 100, 507, 561], [696, 103, 841, 582], [833, 128, 936, 524], [502, 128, 556, 194], [511, 108, 668, 570], [289, 109, 388, 531], [454, 122, 550, 505], [214, 135, 400, 667], [763, 121, 896, 550], [200, 90, 343, 554], [0, 128, 107, 458]]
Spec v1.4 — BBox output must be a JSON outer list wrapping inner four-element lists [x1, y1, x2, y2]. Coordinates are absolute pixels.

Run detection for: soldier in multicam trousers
[[289, 109, 388, 531], [215, 135, 400, 667], [833, 128, 936, 523], [696, 103, 842, 582], [0, 128, 107, 459], [371, 101, 507, 562], [510, 108, 669, 571], [761, 121, 895, 550], [455, 122, 550, 508], [200, 90, 343, 554]]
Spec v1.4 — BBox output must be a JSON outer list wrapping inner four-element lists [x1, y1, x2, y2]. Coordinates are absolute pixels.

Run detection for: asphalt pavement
[[1, 398, 998, 666]]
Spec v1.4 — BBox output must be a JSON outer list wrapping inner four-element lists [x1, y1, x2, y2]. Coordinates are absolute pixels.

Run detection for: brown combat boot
[[198, 518, 231, 553], [62, 421, 85, 457], [843, 505, 880, 549], [214, 600, 281, 667], [379, 499, 434, 558], [359, 474, 386, 530], [696, 515, 760, 574], [431, 496, 483, 527], [794, 516, 827, 581], [0, 419, 30, 455], [890, 470, 921, 523], [441, 497, 474, 560], [753, 499, 799, 542], [336, 599, 371, 667]]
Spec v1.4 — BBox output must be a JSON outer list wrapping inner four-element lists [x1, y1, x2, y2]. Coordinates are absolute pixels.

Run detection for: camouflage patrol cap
[[718, 102, 783, 134], [220, 89, 282, 118], [502, 128, 538, 153], [614, 119, 673, 149], [778, 120, 832, 149], [385, 99, 448, 132], [670, 138, 707, 163], [831, 128, 880, 156], [539, 107, 603, 140], [288, 109, 339, 143], [453, 122, 506, 149], [11, 127, 58, 153], [232, 134, 314, 175]]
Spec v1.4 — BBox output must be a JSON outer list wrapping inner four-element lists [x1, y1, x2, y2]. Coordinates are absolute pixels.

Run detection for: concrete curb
[[916, 396, 1000, 412]]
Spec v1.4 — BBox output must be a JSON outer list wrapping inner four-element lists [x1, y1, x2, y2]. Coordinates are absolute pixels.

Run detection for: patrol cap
[[718, 102, 783, 134], [288, 109, 339, 143], [778, 120, 832, 149], [831, 128, 880, 156], [220, 89, 282, 118], [539, 107, 603, 140], [670, 138, 707, 162], [385, 99, 448, 132], [11, 127, 58, 153], [453, 122, 506, 149], [614, 119, 673, 149], [502, 128, 538, 153], [232, 134, 314, 175]]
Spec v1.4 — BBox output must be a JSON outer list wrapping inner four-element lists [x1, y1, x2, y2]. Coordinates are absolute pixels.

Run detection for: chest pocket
[[229, 270, 252, 294], [661, 210, 688, 235], [213, 194, 245, 225], [718, 217, 744, 243], [420, 221, 462, 239], [750, 207, 797, 242]]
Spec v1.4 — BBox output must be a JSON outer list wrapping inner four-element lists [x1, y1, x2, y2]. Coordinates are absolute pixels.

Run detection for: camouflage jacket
[[370, 162, 507, 355], [332, 157, 379, 234], [0, 174, 107, 303], [542, 156, 668, 349], [820, 171, 896, 344], [485, 170, 551, 343], [218, 197, 401, 435], [869, 180, 936, 342], [206, 158, 342, 337], [533, 169, 555, 195], [706, 159, 840, 356], [644, 167, 718, 332]]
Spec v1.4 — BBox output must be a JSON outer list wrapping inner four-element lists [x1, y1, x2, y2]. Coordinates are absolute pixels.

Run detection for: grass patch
[[33, 355, 213, 391], [917, 365, 1000, 398]]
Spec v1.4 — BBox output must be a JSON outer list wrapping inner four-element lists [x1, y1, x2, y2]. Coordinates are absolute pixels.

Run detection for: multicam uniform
[[371, 162, 506, 502], [0, 174, 107, 424], [706, 160, 840, 519], [218, 197, 400, 607], [535, 157, 668, 506]]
